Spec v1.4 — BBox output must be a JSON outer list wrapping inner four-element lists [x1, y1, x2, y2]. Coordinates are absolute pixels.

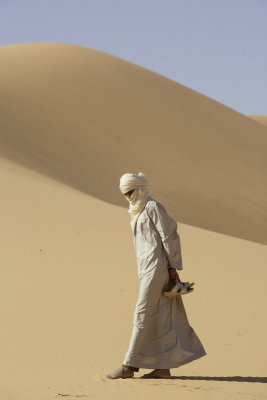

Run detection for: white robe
[[123, 196, 206, 369]]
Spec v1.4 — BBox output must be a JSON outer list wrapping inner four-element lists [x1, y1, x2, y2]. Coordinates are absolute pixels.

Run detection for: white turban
[[119, 172, 149, 195], [119, 172, 151, 231]]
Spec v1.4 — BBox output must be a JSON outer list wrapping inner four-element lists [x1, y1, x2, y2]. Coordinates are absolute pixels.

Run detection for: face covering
[[127, 186, 150, 231], [119, 172, 151, 231]]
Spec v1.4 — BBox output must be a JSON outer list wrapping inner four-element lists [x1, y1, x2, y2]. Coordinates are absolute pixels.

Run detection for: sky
[[1, 0, 266, 115]]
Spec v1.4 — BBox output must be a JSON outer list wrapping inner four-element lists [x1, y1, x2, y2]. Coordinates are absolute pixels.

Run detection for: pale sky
[[1, 0, 266, 115]]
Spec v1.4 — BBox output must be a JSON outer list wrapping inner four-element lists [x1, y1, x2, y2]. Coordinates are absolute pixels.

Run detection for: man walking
[[107, 172, 206, 379]]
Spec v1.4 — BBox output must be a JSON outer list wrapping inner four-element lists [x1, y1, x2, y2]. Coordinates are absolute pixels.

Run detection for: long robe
[[123, 196, 206, 369]]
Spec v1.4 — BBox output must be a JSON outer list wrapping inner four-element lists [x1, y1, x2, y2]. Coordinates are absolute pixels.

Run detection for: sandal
[[171, 281, 194, 292], [163, 281, 194, 298]]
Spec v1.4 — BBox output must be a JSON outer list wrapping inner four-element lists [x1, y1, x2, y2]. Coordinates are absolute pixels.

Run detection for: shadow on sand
[[171, 376, 267, 383]]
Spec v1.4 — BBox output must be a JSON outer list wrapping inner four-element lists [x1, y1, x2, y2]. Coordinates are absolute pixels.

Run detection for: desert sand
[[249, 115, 267, 128], [0, 43, 266, 400]]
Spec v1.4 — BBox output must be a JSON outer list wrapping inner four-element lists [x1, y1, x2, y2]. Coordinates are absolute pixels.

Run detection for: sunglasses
[[124, 189, 135, 198]]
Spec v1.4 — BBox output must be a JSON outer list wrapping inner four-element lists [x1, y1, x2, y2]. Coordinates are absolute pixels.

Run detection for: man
[[106, 172, 206, 379]]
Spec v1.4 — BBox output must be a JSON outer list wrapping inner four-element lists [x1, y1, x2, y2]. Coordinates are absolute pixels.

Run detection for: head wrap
[[119, 172, 151, 231], [119, 172, 149, 195]]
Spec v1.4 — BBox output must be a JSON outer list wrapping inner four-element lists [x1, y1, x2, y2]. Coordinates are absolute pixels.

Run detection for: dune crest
[[248, 115, 267, 128], [0, 43, 266, 244]]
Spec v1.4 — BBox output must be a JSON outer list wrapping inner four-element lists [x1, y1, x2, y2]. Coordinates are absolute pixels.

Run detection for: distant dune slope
[[0, 43, 266, 244], [248, 115, 267, 128]]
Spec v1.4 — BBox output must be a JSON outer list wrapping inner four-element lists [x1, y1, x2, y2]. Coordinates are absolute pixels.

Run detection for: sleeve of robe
[[146, 201, 183, 270]]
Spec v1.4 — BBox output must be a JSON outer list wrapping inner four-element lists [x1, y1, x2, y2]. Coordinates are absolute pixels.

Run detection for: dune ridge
[[249, 115, 267, 128], [0, 43, 266, 244]]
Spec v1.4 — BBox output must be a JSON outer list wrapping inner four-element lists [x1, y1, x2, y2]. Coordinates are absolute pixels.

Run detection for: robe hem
[[123, 350, 207, 370]]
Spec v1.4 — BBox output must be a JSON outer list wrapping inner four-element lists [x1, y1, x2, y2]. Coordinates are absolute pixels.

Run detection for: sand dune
[[1, 155, 266, 400], [0, 43, 267, 400], [249, 115, 267, 128], [0, 43, 266, 244]]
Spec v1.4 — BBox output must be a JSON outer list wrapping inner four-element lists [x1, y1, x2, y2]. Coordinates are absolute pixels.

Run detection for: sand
[[248, 115, 267, 128], [0, 43, 266, 400], [1, 43, 267, 245]]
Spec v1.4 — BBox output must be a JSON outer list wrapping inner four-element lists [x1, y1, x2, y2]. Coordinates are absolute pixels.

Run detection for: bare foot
[[106, 365, 135, 379], [140, 369, 171, 379]]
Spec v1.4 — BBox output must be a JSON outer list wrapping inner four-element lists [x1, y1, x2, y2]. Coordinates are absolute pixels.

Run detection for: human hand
[[168, 268, 181, 283]]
